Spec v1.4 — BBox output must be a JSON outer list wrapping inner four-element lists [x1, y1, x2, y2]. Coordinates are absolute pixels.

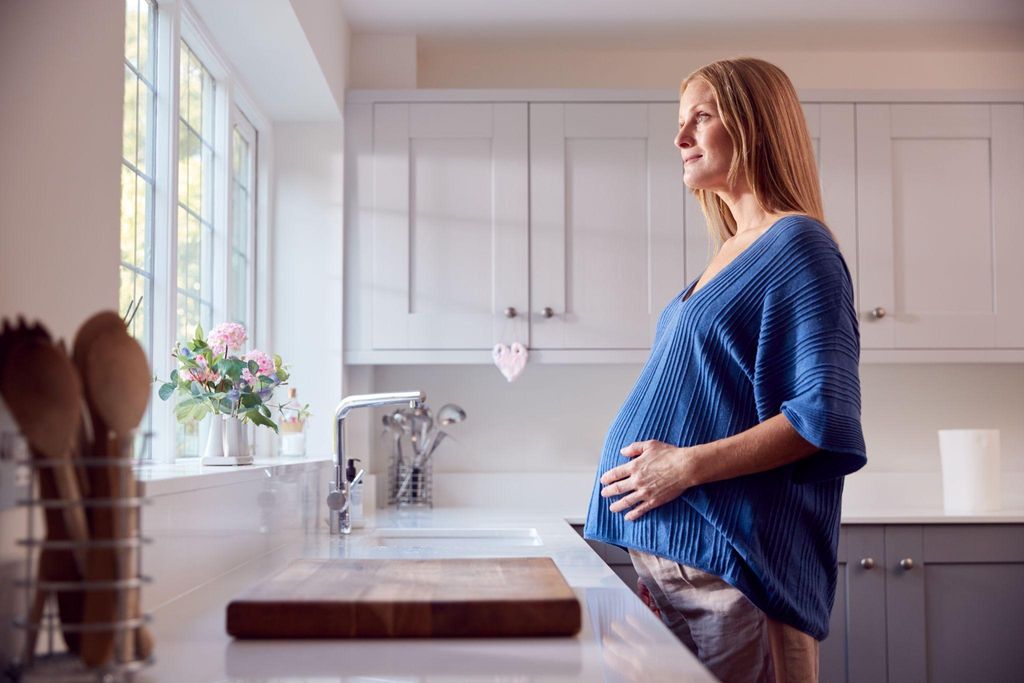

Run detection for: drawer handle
[[860, 557, 875, 570], [541, 307, 555, 319], [870, 306, 887, 319], [504, 307, 518, 319], [899, 557, 915, 570]]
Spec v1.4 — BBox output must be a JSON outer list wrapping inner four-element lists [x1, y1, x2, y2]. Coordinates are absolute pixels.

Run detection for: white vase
[[202, 415, 251, 464]]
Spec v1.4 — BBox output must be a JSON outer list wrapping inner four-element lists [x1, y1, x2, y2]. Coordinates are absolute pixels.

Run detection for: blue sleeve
[[753, 225, 867, 483]]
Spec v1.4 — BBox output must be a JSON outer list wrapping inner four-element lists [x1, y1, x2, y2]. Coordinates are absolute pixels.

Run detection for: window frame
[[145, 0, 273, 463]]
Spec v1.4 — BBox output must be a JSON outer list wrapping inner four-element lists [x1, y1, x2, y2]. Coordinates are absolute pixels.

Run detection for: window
[[174, 40, 217, 457], [120, 1, 268, 461], [230, 116, 256, 331], [120, 0, 156, 352], [175, 41, 215, 344]]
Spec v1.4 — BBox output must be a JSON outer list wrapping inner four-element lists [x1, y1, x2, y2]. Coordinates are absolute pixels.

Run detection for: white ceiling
[[340, 0, 1024, 51]]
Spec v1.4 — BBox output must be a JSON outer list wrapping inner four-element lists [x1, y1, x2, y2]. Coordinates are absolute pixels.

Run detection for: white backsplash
[[361, 362, 1024, 485]]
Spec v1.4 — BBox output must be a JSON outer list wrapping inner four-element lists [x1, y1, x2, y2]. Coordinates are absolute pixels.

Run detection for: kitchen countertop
[[134, 460, 1024, 523], [144, 508, 716, 682]]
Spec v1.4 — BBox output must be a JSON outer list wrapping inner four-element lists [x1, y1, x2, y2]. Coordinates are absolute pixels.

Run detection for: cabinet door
[[885, 524, 1024, 683], [372, 103, 529, 349], [822, 525, 888, 683], [530, 103, 686, 349], [805, 104, 859, 306], [857, 104, 1024, 349]]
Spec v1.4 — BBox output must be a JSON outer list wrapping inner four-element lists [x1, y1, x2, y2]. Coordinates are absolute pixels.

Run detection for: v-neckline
[[679, 215, 798, 305]]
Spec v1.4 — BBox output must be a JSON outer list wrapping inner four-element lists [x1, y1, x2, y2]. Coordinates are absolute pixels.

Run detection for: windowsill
[[135, 455, 334, 497]]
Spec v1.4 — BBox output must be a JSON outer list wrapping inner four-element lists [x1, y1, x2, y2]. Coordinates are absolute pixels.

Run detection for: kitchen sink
[[368, 527, 543, 548]]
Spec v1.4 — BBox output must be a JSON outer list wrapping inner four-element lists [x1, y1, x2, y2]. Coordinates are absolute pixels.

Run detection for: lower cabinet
[[575, 523, 1024, 683], [828, 524, 1024, 683]]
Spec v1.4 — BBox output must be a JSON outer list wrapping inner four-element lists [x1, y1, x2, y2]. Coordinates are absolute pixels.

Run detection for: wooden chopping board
[[226, 557, 581, 638]]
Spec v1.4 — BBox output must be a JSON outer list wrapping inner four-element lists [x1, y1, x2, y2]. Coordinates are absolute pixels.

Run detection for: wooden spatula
[[79, 326, 153, 666]]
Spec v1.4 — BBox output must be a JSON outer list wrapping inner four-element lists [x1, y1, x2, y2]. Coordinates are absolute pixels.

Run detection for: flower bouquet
[[157, 323, 289, 462]]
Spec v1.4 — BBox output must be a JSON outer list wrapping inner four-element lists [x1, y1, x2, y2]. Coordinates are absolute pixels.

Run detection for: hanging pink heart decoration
[[492, 342, 528, 382]]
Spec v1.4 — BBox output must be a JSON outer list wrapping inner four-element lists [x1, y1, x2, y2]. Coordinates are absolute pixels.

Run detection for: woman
[[583, 57, 866, 683]]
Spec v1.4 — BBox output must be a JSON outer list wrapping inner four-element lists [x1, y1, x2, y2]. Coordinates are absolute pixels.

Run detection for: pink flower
[[187, 354, 221, 384], [241, 349, 274, 385], [208, 322, 247, 356]]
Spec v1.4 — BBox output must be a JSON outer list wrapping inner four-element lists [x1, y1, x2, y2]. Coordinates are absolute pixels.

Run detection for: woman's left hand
[[600, 440, 698, 521]]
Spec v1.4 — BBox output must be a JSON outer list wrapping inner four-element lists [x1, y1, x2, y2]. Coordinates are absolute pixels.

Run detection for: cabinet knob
[[541, 307, 555, 319], [860, 557, 875, 570], [899, 557, 915, 570], [870, 306, 887, 319], [504, 307, 518, 319]]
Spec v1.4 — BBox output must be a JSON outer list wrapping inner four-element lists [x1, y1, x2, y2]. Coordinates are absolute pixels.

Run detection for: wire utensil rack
[[6, 432, 154, 682], [389, 452, 434, 507]]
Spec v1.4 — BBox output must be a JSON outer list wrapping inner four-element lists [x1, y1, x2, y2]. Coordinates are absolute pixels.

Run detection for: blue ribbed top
[[583, 215, 866, 640]]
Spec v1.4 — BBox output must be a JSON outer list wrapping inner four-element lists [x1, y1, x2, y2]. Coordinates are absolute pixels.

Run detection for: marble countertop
[[144, 508, 715, 682]]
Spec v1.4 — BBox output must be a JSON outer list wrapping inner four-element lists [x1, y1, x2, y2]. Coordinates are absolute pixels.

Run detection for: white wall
[[289, 0, 352, 113], [349, 34, 418, 88], [416, 46, 1024, 90], [0, 0, 123, 340], [0, 0, 124, 663], [349, 38, 1024, 508], [272, 124, 344, 459]]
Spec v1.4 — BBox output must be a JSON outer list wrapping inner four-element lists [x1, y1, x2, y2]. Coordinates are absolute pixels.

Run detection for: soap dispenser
[[346, 458, 365, 529]]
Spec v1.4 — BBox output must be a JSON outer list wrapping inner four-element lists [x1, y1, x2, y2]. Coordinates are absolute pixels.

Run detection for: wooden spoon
[[79, 328, 153, 666], [0, 339, 88, 570], [72, 311, 126, 490], [24, 469, 89, 659], [0, 336, 89, 658]]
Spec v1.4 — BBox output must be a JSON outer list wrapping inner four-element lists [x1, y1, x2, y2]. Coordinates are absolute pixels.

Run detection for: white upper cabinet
[[529, 103, 686, 348], [345, 92, 1024, 363], [371, 103, 529, 349], [804, 103, 859, 299], [857, 104, 1024, 349]]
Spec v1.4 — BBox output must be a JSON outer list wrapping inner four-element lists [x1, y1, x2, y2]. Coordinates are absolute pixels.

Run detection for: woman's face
[[676, 79, 734, 192]]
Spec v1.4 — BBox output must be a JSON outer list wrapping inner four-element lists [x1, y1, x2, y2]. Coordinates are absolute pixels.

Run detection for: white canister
[[937, 429, 1002, 514]]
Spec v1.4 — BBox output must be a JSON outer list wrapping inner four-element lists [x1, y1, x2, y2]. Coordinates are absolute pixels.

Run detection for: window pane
[[120, 0, 155, 394], [231, 251, 247, 325], [120, 165, 137, 264], [136, 80, 150, 174], [138, 0, 153, 81], [125, 0, 139, 71], [176, 122, 190, 206], [189, 133, 203, 211], [119, 266, 148, 345], [135, 171, 148, 267], [123, 67, 138, 164], [178, 44, 190, 127], [176, 205, 188, 295], [176, 420, 199, 459], [233, 185, 248, 251], [229, 124, 254, 332]]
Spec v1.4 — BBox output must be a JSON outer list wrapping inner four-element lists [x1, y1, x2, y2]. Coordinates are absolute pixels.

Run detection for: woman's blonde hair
[[680, 57, 832, 249]]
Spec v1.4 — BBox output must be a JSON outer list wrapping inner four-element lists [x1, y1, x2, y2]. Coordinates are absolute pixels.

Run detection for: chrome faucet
[[328, 391, 425, 534]]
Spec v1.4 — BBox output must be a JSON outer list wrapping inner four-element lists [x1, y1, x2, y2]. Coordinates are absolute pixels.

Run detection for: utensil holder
[[386, 441, 433, 508], [6, 432, 154, 682]]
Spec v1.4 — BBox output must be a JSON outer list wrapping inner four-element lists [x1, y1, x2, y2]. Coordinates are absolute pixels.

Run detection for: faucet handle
[[326, 482, 348, 512]]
